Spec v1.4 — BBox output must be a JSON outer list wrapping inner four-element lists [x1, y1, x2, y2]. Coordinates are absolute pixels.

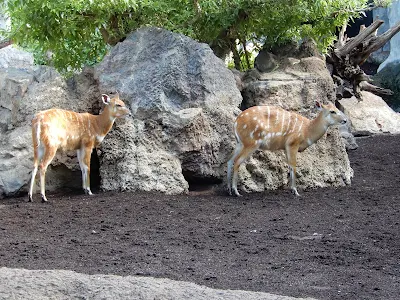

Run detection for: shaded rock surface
[[95, 27, 242, 194]]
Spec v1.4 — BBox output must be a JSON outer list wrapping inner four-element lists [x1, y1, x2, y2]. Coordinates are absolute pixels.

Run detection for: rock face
[[94, 27, 242, 194], [0, 46, 34, 69], [238, 57, 353, 193], [339, 91, 400, 134], [377, 0, 400, 72], [373, 62, 400, 112]]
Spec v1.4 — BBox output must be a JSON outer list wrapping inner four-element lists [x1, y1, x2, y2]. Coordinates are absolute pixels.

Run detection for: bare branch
[[359, 81, 394, 95], [335, 19, 384, 55]]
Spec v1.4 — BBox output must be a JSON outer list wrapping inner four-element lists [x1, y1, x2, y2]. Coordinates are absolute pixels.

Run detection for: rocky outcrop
[[377, 0, 400, 72], [0, 267, 316, 300], [0, 46, 34, 69], [339, 91, 400, 135], [373, 61, 400, 112], [94, 27, 242, 194]]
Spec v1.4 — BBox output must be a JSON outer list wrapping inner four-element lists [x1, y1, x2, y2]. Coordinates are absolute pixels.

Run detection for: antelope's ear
[[102, 94, 111, 105], [315, 100, 323, 110]]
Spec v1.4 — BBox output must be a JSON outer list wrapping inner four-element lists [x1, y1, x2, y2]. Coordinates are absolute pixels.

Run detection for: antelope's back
[[235, 106, 308, 149], [32, 108, 94, 151]]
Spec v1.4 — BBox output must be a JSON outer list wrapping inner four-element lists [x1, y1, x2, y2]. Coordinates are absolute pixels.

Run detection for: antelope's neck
[[96, 106, 115, 136], [306, 112, 329, 144]]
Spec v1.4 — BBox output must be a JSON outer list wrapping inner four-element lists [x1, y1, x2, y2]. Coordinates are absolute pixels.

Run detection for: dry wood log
[[327, 19, 400, 100]]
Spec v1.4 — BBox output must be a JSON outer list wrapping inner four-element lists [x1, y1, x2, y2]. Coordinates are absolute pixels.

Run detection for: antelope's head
[[316, 101, 347, 126], [102, 93, 132, 119]]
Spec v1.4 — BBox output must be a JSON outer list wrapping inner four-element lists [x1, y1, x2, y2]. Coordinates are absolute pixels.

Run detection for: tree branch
[[359, 81, 394, 95], [335, 19, 384, 56]]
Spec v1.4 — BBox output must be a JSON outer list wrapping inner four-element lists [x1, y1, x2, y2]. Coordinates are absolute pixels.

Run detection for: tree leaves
[[1, 0, 389, 74]]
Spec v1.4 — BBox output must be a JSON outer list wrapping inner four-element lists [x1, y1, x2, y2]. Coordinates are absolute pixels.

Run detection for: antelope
[[28, 93, 131, 202], [227, 101, 347, 197]]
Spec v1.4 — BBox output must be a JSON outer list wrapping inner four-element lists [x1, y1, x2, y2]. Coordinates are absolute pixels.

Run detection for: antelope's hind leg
[[227, 143, 243, 195], [231, 145, 258, 197], [39, 147, 57, 202], [28, 163, 38, 202], [285, 143, 300, 196]]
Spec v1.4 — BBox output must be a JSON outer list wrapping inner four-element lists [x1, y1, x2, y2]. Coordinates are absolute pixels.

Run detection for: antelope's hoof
[[85, 189, 93, 196], [291, 188, 301, 197], [41, 196, 48, 203], [233, 190, 242, 197], [28, 194, 33, 202]]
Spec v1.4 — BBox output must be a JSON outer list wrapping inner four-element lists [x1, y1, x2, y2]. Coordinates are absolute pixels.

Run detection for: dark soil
[[1, 134, 399, 300]]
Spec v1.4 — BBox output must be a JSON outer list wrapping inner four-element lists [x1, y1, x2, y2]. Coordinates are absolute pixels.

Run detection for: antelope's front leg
[[285, 144, 300, 196], [78, 146, 93, 195]]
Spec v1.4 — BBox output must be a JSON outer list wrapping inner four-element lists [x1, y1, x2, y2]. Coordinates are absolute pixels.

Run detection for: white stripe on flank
[[298, 120, 303, 132], [291, 116, 298, 133], [275, 109, 279, 125], [281, 111, 285, 132], [36, 120, 41, 147]]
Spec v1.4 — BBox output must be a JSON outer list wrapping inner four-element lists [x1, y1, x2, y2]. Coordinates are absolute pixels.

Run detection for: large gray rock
[[239, 57, 353, 193], [339, 91, 400, 134], [95, 27, 242, 194], [0, 267, 316, 300], [373, 61, 400, 112], [377, 0, 400, 72], [0, 46, 34, 69]]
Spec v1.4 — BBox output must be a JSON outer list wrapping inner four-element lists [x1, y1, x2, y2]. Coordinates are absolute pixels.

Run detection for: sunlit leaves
[[1, 0, 391, 74]]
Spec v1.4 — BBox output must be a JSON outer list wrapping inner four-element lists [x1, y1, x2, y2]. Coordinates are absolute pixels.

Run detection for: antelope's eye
[[116, 104, 122, 107], [330, 110, 336, 114]]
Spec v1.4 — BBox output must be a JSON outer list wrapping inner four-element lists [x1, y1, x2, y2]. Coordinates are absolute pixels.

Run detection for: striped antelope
[[28, 93, 131, 202], [227, 101, 347, 196]]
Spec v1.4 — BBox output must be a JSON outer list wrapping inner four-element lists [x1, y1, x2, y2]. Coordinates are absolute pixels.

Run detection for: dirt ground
[[0, 134, 399, 300]]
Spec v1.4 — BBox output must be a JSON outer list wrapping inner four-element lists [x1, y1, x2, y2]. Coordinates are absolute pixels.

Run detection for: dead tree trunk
[[327, 19, 400, 100]]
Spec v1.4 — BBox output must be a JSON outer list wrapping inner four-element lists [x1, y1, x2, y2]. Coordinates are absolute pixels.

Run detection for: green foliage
[[1, 0, 391, 74]]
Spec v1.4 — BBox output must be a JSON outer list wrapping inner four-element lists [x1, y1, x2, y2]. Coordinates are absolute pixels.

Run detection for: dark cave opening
[[182, 170, 222, 191]]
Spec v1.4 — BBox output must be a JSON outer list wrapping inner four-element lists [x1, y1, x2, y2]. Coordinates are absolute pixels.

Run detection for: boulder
[[94, 27, 242, 194], [338, 91, 400, 135], [0, 45, 34, 69], [242, 57, 335, 109], [0, 267, 316, 300], [239, 57, 353, 193], [373, 61, 400, 112]]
